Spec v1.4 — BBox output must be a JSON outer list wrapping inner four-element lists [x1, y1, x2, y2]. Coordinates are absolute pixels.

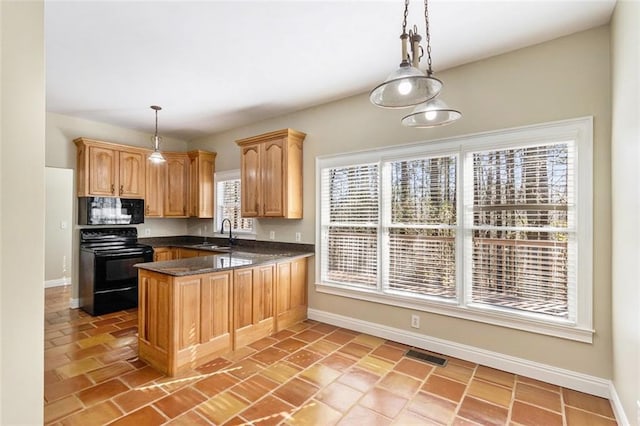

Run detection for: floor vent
[[405, 349, 448, 367]]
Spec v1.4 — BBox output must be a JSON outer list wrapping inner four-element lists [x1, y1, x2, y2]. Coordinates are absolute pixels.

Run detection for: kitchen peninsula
[[135, 241, 313, 376]]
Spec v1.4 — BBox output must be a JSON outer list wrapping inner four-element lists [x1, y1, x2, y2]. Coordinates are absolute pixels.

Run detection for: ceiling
[[45, 0, 616, 141]]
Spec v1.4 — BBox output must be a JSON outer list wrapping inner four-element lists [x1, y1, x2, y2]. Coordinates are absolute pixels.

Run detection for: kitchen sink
[[192, 244, 231, 251]]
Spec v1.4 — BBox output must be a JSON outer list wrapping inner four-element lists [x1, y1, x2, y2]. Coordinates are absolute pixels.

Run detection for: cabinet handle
[[119, 185, 124, 195], [111, 184, 115, 194], [146, 205, 150, 214]]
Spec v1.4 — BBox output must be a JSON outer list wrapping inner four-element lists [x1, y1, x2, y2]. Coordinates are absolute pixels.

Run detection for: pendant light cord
[[424, 0, 433, 76], [402, 0, 409, 36], [154, 108, 159, 137]]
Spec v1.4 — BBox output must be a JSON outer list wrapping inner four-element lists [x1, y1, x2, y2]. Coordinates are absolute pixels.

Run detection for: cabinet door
[[275, 258, 308, 331], [200, 271, 232, 347], [261, 139, 285, 217], [240, 145, 261, 217], [145, 161, 164, 217], [188, 152, 215, 218], [119, 150, 146, 198], [233, 265, 275, 348], [188, 155, 198, 217], [198, 153, 215, 218], [153, 247, 173, 262], [253, 264, 274, 324], [177, 248, 202, 259], [164, 154, 189, 217], [88, 146, 117, 196]]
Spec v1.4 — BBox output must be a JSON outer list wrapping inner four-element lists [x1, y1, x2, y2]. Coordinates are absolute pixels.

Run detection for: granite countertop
[[135, 236, 314, 277]]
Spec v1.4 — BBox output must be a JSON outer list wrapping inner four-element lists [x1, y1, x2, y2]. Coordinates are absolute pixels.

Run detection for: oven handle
[[95, 250, 153, 258]]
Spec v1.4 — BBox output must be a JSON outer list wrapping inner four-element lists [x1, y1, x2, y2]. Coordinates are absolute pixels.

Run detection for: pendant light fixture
[[371, 0, 462, 128], [369, 0, 441, 108], [401, 98, 462, 127], [148, 105, 165, 163]]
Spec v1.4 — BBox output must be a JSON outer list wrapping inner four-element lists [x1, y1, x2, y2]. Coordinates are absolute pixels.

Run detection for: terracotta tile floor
[[44, 286, 617, 425]]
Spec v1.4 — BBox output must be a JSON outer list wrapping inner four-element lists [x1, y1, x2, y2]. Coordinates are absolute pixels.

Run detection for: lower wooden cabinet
[[233, 264, 275, 348], [152, 247, 174, 262], [138, 256, 309, 375], [138, 269, 233, 376], [177, 248, 210, 259], [275, 257, 308, 332]]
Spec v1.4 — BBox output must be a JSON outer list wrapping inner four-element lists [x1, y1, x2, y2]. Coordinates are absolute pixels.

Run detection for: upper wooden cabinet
[[74, 138, 146, 198], [163, 153, 189, 217], [236, 129, 306, 219], [75, 138, 217, 218], [145, 160, 165, 217], [188, 150, 216, 218]]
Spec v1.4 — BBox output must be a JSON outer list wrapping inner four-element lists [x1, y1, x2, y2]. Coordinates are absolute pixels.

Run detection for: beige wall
[[191, 26, 613, 378], [46, 111, 189, 169], [45, 167, 73, 282], [610, 1, 640, 424], [0, 0, 45, 423]]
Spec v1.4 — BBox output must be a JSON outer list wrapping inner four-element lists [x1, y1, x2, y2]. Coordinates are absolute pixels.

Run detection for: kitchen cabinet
[[152, 247, 174, 262], [137, 250, 312, 375], [163, 153, 189, 217], [275, 257, 308, 332], [145, 160, 165, 217], [138, 269, 233, 376], [176, 247, 215, 259], [74, 138, 146, 198], [236, 128, 306, 218], [233, 264, 275, 348], [188, 150, 216, 218]]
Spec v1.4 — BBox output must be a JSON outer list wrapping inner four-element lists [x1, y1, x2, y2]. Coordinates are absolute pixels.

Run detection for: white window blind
[[215, 171, 254, 234], [384, 156, 458, 300], [316, 117, 592, 342], [467, 143, 575, 319], [321, 164, 379, 288]]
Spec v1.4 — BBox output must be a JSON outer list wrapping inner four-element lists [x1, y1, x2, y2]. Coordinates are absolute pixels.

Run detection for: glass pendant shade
[[149, 105, 165, 163], [369, 63, 442, 109], [401, 98, 462, 127], [149, 135, 165, 163]]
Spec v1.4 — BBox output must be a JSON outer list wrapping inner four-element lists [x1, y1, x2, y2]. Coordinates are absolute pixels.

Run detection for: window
[[317, 117, 592, 342], [214, 170, 254, 234]]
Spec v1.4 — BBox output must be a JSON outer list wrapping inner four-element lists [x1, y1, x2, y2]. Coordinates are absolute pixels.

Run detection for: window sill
[[314, 282, 594, 343]]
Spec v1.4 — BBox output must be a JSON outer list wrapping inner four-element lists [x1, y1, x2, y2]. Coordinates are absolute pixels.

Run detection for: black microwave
[[78, 197, 145, 225]]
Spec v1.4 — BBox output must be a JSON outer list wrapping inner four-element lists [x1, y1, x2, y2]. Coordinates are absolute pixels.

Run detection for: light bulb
[[397, 80, 413, 95], [424, 110, 438, 121]]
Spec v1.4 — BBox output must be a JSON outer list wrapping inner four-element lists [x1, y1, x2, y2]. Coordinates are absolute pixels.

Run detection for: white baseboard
[[608, 382, 631, 426], [308, 308, 611, 398], [69, 298, 79, 309], [44, 278, 69, 288]]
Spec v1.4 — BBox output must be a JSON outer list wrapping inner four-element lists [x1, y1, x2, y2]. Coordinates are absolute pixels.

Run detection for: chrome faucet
[[220, 218, 236, 246]]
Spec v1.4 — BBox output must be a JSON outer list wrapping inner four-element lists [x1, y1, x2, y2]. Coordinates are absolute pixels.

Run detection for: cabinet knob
[[119, 185, 124, 195], [111, 184, 115, 194], [146, 205, 150, 214]]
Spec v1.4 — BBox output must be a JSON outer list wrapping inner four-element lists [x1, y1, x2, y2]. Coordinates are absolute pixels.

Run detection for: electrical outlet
[[198, 227, 202, 235], [411, 314, 420, 329], [295, 232, 301, 242], [59, 220, 67, 230], [269, 230, 275, 240], [144, 228, 151, 236], [204, 224, 208, 232]]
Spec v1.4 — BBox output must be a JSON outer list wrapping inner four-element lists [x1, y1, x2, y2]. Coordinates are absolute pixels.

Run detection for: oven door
[[94, 249, 152, 292]]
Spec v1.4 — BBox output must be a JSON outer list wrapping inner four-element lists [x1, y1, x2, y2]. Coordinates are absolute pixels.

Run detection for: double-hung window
[[214, 170, 254, 235], [317, 117, 592, 342]]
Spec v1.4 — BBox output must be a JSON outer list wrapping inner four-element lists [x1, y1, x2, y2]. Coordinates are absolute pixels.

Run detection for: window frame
[[315, 117, 593, 342], [213, 169, 255, 236]]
